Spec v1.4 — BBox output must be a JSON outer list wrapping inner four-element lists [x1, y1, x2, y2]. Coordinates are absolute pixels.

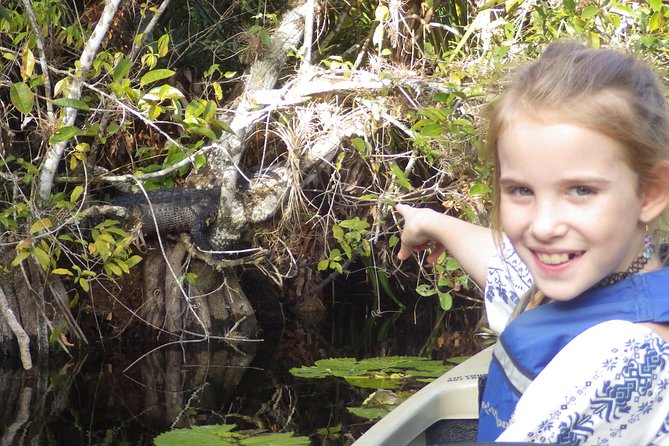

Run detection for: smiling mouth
[[536, 252, 581, 265]]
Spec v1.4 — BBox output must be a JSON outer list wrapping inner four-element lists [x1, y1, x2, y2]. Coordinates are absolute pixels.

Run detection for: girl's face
[[498, 114, 651, 301]]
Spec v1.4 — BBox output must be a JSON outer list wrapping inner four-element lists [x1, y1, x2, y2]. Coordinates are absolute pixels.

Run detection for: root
[[0, 285, 32, 370], [164, 241, 189, 333]]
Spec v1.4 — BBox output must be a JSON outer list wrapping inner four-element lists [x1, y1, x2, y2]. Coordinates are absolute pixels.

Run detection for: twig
[[128, 0, 174, 61], [19, 0, 54, 119]]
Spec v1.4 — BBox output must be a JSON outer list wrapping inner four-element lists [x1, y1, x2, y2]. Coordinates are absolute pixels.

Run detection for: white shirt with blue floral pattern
[[484, 240, 669, 445]]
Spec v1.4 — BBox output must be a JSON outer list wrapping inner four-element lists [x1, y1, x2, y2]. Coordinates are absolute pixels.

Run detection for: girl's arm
[[395, 204, 497, 288]]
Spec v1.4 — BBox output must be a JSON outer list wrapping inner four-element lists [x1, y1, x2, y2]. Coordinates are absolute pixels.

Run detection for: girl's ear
[[640, 161, 669, 224]]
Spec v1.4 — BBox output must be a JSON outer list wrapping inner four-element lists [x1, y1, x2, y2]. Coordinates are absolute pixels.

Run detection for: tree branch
[[209, 2, 309, 247], [37, 0, 122, 202]]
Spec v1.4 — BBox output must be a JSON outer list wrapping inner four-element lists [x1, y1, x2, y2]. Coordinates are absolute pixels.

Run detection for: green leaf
[[32, 247, 52, 271], [332, 225, 344, 241], [126, 255, 143, 268], [111, 59, 133, 81], [419, 123, 444, 137], [445, 257, 461, 271], [438, 291, 453, 311], [11, 250, 31, 267], [95, 219, 120, 229], [203, 100, 217, 122], [106, 122, 121, 135], [390, 163, 414, 191], [185, 100, 206, 122], [212, 119, 234, 135], [415, 284, 437, 297], [187, 126, 217, 140], [581, 5, 599, 18], [329, 248, 343, 262], [157, 34, 170, 57], [339, 217, 370, 231], [469, 182, 491, 196], [50, 126, 81, 144], [140, 69, 175, 86], [10, 82, 34, 114], [52, 98, 90, 111], [350, 137, 370, 156], [157, 84, 185, 101], [70, 185, 85, 203], [154, 424, 310, 446], [0, 5, 13, 21], [648, 0, 662, 12], [194, 154, 207, 169], [79, 278, 90, 292], [241, 433, 310, 446], [258, 29, 271, 47], [348, 407, 389, 421]]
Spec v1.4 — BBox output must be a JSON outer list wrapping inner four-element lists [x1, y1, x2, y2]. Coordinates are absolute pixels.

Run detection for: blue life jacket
[[477, 267, 669, 441]]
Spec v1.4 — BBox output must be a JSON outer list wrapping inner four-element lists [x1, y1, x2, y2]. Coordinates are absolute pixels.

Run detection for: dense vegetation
[[0, 0, 668, 440]]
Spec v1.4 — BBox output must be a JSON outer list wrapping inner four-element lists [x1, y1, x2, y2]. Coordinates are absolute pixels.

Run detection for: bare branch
[[37, 0, 122, 202]]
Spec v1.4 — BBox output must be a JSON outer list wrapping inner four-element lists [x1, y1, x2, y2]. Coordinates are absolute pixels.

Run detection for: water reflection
[[0, 274, 450, 445], [0, 340, 256, 445]]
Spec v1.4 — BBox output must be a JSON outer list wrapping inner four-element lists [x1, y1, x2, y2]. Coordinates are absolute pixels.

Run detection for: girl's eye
[[570, 186, 594, 197], [511, 186, 533, 197]]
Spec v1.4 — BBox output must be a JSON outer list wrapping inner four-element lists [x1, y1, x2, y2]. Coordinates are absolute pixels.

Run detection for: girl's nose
[[529, 202, 567, 241]]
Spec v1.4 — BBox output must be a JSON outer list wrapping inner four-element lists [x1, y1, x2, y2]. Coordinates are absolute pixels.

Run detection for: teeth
[[537, 253, 571, 265]]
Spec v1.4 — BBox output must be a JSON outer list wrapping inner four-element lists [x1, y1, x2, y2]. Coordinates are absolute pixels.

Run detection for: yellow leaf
[[105, 263, 122, 276], [69, 155, 78, 171], [21, 47, 35, 80], [59, 332, 75, 347], [29, 217, 53, 234], [114, 259, 130, 274], [79, 278, 90, 292], [52, 268, 74, 276], [70, 185, 84, 203]]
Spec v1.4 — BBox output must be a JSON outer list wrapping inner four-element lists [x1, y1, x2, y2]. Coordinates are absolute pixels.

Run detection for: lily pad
[[154, 424, 309, 446], [290, 356, 450, 385]]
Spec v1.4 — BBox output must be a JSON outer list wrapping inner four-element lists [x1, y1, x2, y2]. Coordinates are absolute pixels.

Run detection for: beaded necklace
[[595, 236, 655, 288]]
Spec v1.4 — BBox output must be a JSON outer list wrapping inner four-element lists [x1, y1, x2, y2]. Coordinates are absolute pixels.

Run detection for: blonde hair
[[486, 41, 669, 310]]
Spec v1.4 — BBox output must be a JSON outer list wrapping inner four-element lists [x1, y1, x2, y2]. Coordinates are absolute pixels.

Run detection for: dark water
[[0, 338, 365, 445], [0, 280, 475, 445]]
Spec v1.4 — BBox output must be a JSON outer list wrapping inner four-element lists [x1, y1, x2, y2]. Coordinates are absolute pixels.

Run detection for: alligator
[[108, 187, 221, 251]]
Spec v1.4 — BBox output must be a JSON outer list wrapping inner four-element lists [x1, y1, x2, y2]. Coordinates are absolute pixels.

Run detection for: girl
[[396, 42, 669, 445]]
